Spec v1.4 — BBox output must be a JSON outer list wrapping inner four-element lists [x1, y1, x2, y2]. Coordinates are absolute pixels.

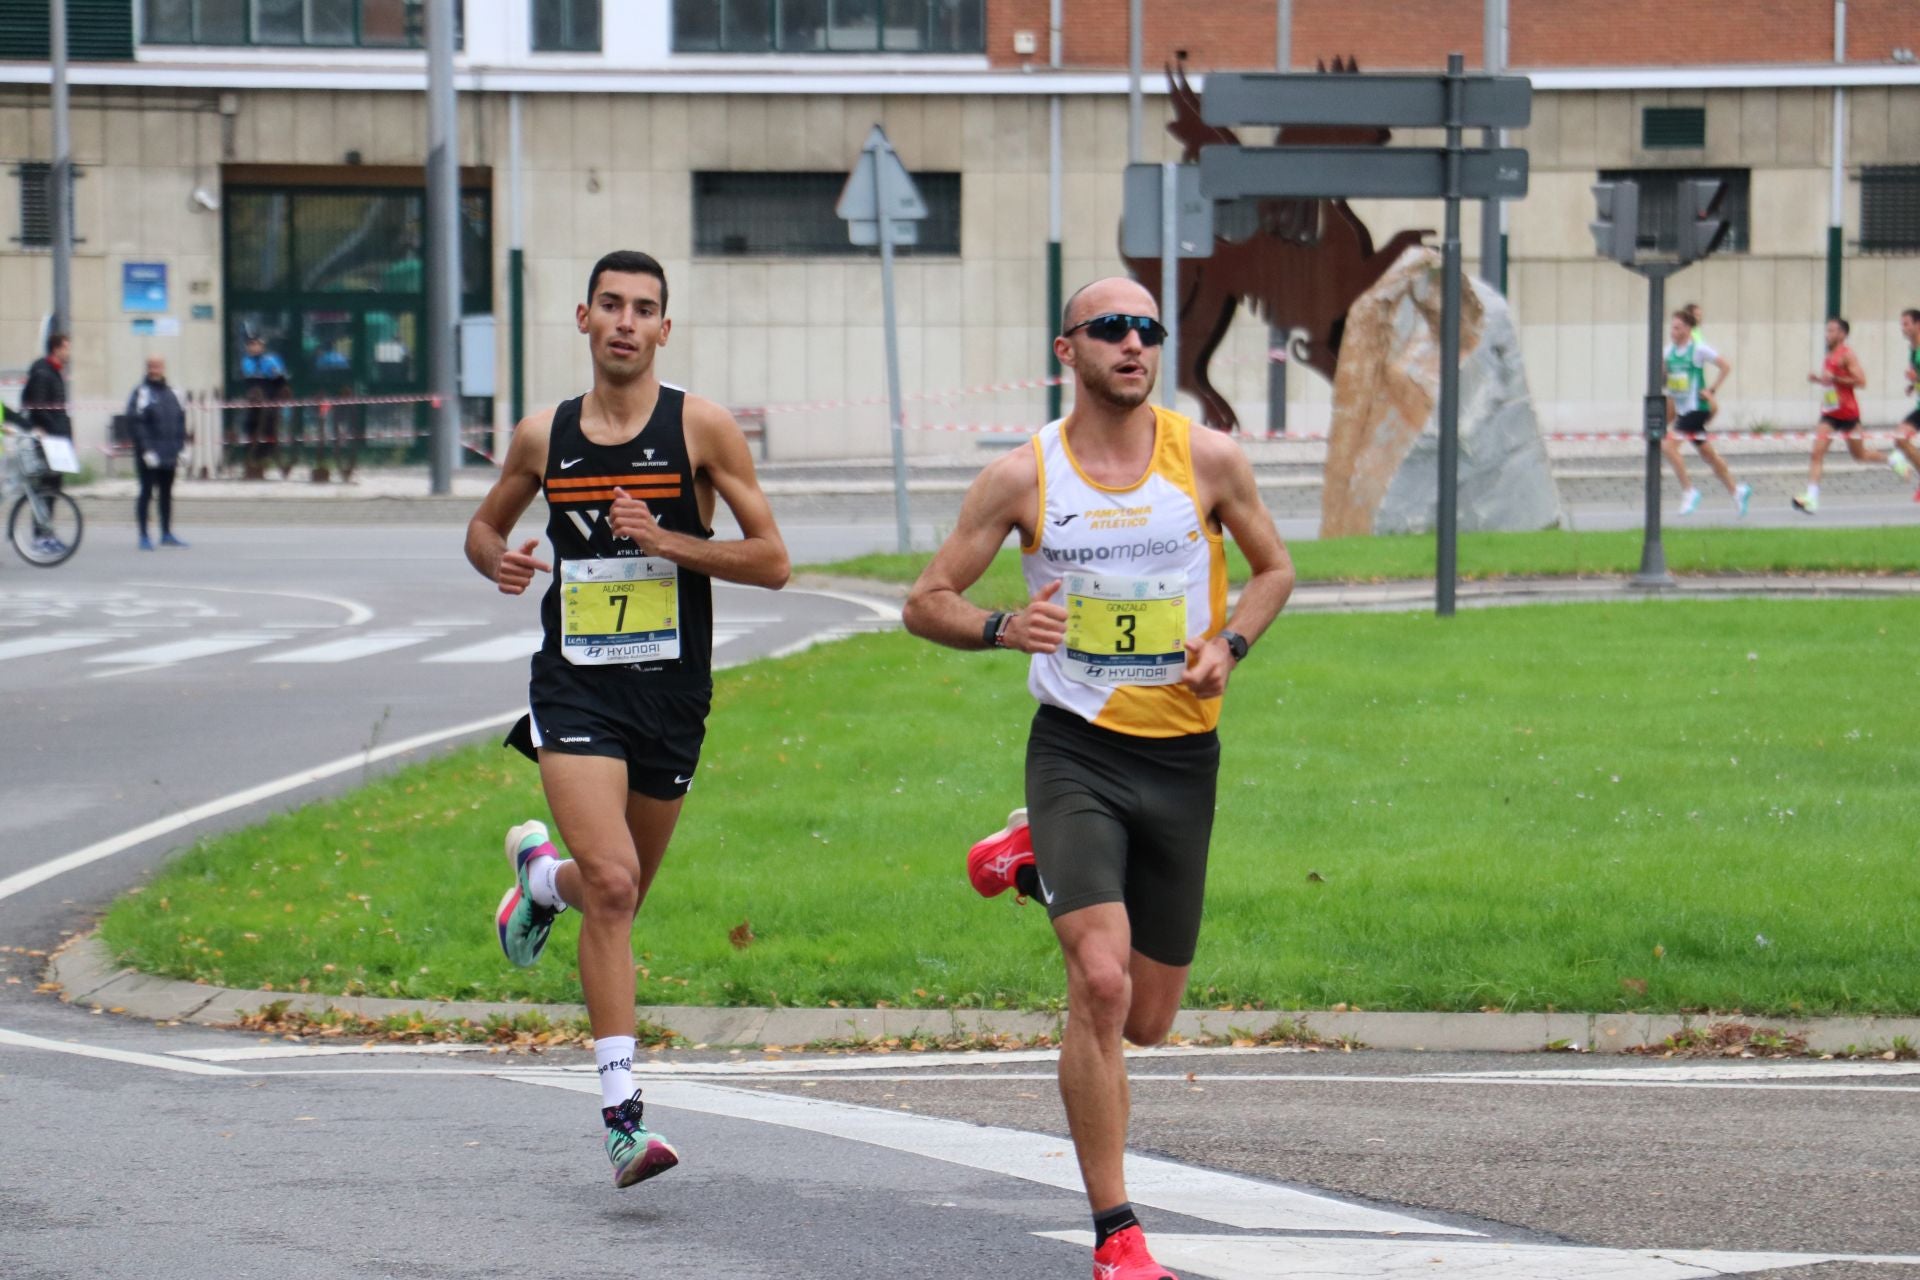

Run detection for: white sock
[[527, 853, 567, 910], [1808, 483, 1820, 499], [595, 1036, 637, 1111]]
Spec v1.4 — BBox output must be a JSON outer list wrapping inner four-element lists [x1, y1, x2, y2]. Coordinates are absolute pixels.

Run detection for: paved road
[[4, 514, 1919, 1279]]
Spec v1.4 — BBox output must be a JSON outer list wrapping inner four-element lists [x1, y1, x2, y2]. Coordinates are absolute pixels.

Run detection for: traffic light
[[1678, 178, 1730, 263], [1590, 181, 1640, 264]]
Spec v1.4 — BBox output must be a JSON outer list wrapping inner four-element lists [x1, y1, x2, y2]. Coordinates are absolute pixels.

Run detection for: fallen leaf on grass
[[1620, 977, 1648, 997], [729, 919, 755, 950]]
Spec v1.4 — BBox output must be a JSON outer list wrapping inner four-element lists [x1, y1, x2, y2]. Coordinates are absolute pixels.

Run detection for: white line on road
[[0, 632, 114, 660], [1033, 1232, 1920, 1280], [421, 633, 542, 663], [0, 708, 521, 904], [501, 1072, 1474, 1237], [173, 1043, 502, 1062], [86, 633, 277, 667], [1429, 1061, 1920, 1082], [0, 1027, 245, 1076], [123, 580, 375, 626], [255, 632, 442, 664]]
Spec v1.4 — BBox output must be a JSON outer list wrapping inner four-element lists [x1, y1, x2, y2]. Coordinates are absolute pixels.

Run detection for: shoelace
[[603, 1095, 646, 1135]]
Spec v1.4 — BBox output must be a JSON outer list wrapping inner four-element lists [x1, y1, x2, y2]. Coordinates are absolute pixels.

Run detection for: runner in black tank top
[[464, 251, 789, 1190], [536, 388, 714, 683]]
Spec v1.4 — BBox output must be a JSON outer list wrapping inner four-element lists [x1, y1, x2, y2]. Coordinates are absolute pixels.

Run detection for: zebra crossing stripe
[[0, 633, 115, 661], [256, 633, 440, 664], [86, 634, 277, 665], [420, 633, 543, 664]]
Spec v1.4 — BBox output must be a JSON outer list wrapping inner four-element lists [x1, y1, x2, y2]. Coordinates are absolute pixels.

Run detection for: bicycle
[[1, 426, 84, 567]]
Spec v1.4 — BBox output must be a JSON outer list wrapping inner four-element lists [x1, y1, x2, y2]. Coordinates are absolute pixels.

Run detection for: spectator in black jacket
[[22, 332, 71, 441], [128, 356, 189, 549]]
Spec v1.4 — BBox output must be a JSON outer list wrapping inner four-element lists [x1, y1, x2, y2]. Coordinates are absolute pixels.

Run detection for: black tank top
[[536, 389, 714, 687]]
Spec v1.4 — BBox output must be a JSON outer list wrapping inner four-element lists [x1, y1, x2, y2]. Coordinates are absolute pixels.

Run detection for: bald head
[[1061, 276, 1158, 335], [145, 356, 166, 382]]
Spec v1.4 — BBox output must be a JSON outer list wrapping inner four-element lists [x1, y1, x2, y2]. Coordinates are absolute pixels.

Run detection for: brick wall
[[986, 0, 1911, 70]]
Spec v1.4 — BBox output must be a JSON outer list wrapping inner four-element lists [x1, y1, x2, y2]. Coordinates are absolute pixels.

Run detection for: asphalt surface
[[4, 505, 1919, 1279]]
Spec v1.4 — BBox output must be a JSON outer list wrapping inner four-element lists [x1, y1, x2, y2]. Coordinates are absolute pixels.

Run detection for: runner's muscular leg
[[1054, 902, 1136, 1212], [540, 752, 684, 1039], [1660, 433, 1691, 489], [1845, 433, 1889, 465], [1810, 431, 1832, 483], [1124, 952, 1191, 1048], [1897, 429, 1920, 470], [1694, 439, 1738, 494]]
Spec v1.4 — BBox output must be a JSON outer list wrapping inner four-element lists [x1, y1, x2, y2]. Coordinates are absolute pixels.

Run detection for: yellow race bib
[[1822, 388, 1840, 410], [1062, 572, 1188, 687], [560, 556, 680, 666], [1666, 371, 1691, 395]]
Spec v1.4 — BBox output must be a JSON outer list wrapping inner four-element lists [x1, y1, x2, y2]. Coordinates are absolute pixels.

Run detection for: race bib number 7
[[1062, 572, 1187, 687], [561, 557, 680, 666]]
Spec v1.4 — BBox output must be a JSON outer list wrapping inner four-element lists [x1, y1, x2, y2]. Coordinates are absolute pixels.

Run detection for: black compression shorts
[[1673, 409, 1712, 439], [1023, 703, 1221, 967], [1820, 414, 1860, 433], [505, 655, 711, 800]]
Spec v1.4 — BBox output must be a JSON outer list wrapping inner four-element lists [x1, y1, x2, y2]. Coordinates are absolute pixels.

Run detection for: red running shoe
[[1092, 1225, 1178, 1280], [966, 807, 1033, 898]]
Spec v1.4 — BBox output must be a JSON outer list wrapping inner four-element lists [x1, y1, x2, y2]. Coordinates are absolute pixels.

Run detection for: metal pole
[[49, 0, 71, 336], [1160, 161, 1179, 410], [1479, 0, 1506, 291], [508, 92, 526, 430], [1046, 0, 1063, 420], [1127, 0, 1143, 164], [1826, 0, 1846, 319], [1435, 54, 1465, 618], [872, 138, 912, 553], [1268, 0, 1292, 435], [425, 0, 461, 495], [1631, 267, 1674, 588]]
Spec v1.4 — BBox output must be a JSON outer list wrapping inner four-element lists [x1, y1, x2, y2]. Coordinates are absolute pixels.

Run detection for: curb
[[49, 935, 1920, 1056]]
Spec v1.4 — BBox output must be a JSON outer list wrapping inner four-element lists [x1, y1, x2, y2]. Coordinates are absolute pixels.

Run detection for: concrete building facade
[[2, 1, 1917, 464]]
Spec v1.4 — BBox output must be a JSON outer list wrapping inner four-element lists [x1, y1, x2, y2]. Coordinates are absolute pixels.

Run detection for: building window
[[1598, 167, 1750, 255], [1860, 166, 1920, 255], [532, 0, 599, 51], [674, 0, 983, 53], [1641, 106, 1706, 150], [11, 163, 82, 250], [693, 171, 961, 257], [0, 0, 136, 59], [142, 0, 459, 47]]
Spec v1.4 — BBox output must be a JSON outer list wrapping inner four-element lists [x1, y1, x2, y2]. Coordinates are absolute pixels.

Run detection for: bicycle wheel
[[9, 491, 84, 567]]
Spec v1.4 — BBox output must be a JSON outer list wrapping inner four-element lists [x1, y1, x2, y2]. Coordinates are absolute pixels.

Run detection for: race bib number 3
[[1062, 572, 1187, 687], [561, 557, 680, 666]]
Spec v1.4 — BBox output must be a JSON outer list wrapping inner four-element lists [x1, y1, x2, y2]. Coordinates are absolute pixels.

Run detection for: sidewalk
[[47, 933, 1920, 1056]]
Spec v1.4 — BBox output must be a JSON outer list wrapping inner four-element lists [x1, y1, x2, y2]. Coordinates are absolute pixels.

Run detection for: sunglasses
[[1063, 313, 1168, 347]]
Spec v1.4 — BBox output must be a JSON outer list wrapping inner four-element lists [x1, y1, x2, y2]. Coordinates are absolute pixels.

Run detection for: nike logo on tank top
[[537, 389, 715, 686], [1021, 408, 1229, 739]]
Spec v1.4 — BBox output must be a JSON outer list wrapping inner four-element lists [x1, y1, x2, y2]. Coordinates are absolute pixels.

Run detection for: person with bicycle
[[21, 333, 73, 557]]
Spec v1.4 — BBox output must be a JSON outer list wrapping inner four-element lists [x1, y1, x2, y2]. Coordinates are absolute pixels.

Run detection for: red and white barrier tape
[[906, 422, 1913, 444]]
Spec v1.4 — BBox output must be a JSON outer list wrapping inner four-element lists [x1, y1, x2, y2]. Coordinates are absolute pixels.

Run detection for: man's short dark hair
[[46, 331, 68, 355], [587, 250, 669, 313], [1902, 307, 1920, 325], [1829, 316, 1850, 335]]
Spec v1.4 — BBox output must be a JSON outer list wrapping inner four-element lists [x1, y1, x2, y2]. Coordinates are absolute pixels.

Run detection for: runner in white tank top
[[903, 276, 1296, 1280]]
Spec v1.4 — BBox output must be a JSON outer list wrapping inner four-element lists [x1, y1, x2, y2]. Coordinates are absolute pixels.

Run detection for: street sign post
[[1200, 56, 1533, 618], [838, 125, 927, 554], [1122, 162, 1213, 409]]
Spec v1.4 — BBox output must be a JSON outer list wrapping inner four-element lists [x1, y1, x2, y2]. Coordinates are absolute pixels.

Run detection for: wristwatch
[[983, 611, 1010, 649], [1218, 629, 1249, 662]]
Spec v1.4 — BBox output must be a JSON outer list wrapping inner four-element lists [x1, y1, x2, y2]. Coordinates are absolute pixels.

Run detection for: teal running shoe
[[494, 819, 563, 967], [603, 1092, 680, 1189], [1735, 482, 1753, 519]]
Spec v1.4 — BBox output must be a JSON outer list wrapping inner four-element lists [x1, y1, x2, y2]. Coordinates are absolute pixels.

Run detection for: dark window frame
[[11, 162, 83, 250], [1598, 166, 1751, 256], [141, 0, 461, 49], [693, 170, 961, 258], [1641, 106, 1706, 150], [1859, 165, 1920, 255], [673, 0, 985, 54], [531, 0, 600, 52]]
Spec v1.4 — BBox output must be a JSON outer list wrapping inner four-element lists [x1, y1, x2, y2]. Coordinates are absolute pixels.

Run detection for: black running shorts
[[1023, 704, 1220, 967], [505, 655, 711, 800], [1820, 414, 1860, 433], [1673, 409, 1711, 439], [1903, 407, 1920, 431]]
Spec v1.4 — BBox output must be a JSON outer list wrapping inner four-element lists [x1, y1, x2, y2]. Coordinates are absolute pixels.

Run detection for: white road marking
[[0, 1027, 244, 1076], [0, 632, 114, 660], [501, 1072, 1474, 1236], [173, 1043, 500, 1062], [256, 633, 441, 664], [787, 587, 904, 621], [1035, 1232, 1920, 1280], [86, 633, 277, 666], [1430, 1061, 1920, 1083], [0, 708, 521, 903], [123, 580, 375, 626], [421, 633, 542, 663]]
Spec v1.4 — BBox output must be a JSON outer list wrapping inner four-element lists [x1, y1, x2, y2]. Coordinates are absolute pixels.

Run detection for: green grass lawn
[[812, 525, 1920, 609], [101, 597, 1920, 1017]]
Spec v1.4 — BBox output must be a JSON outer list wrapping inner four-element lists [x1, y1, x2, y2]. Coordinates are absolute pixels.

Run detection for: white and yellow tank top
[[1021, 407, 1229, 739]]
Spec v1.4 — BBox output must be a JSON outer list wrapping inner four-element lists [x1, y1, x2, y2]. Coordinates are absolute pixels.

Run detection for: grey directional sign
[[1203, 72, 1533, 129], [1120, 163, 1214, 259], [1198, 144, 1530, 201]]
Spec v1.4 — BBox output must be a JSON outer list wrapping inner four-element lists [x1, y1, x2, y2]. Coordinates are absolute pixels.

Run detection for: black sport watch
[[1218, 629, 1249, 662]]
